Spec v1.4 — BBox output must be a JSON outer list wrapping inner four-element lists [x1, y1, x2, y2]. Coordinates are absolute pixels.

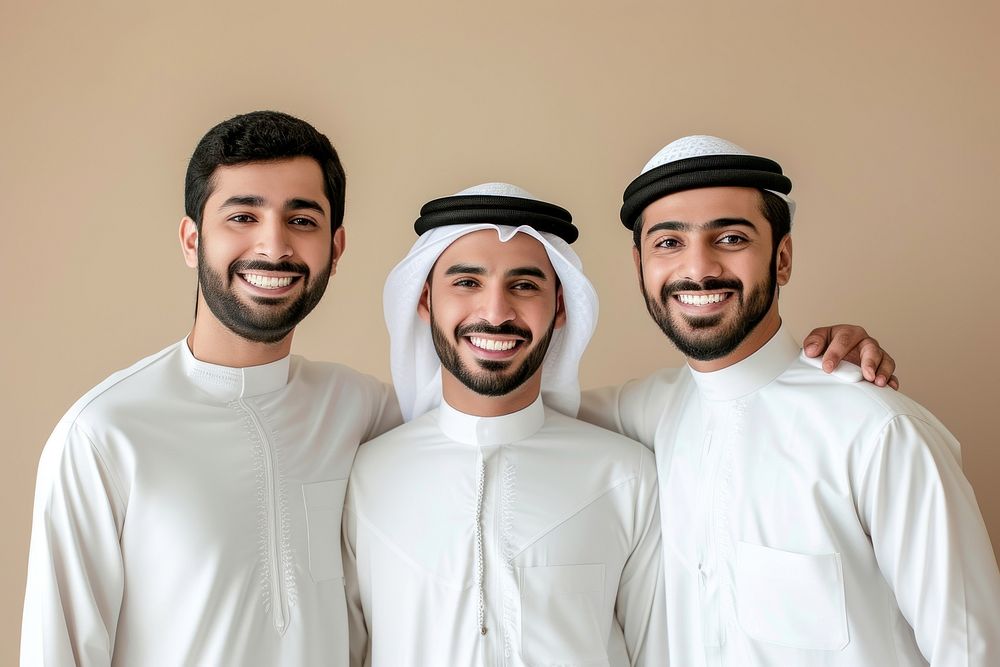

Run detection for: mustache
[[661, 277, 743, 300], [228, 259, 310, 280], [456, 322, 532, 341]]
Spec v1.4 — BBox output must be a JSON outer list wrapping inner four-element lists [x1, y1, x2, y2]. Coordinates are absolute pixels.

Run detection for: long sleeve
[[21, 422, 126, 667], [615, 448, 668, 666], [342, 486, 369, 667], [858, 414, 1000, 665], [579, 385, 628, 435], [580, 369, 692, 452], [361, 381, 403, 443]]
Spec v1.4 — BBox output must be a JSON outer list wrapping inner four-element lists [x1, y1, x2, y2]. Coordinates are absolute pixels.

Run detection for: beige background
[[3, 0, 998, 660]]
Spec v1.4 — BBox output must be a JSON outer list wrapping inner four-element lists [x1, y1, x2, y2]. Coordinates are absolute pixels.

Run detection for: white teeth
[[469, 337, 518, 352], [677, 293, 727, 306], [243, 274, 294, 289]]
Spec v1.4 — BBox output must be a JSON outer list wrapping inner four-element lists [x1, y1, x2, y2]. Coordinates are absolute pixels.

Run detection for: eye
[[289, 216, 318, 227], [452, 278, 480, 288], [653, 237, 681, 249], [511, 281, 540, 291], [718, 233, 748, 246], [229, 214, 256, 223]]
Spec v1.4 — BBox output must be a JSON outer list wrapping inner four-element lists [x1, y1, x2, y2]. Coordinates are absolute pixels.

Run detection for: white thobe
[[580, 326, 1000, 666], [344, 397, 666, 666], [21, 340, 400, 666]]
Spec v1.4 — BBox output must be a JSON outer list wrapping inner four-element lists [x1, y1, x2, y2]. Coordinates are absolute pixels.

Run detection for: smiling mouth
[[239, 273, 301, 290], [675, 292, 732, 306], [466, 336, 524, 353]]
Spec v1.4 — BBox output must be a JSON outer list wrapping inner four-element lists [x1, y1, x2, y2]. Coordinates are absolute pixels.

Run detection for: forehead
[[640, 186, 764, 226], [434, 229, 556, 274], [207, 157, 327, 208]]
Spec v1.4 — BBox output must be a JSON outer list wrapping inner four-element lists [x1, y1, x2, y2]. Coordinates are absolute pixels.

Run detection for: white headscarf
[[383, 183, 599, 422]]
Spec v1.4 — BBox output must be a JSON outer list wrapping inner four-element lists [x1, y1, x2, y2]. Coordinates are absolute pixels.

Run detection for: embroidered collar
[[181, 338, 290, 401]]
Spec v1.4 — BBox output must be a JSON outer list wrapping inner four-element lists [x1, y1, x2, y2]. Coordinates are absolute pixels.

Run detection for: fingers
[[887, 375, 900, 391], [872, 351, 897, 389], [857, 337, 883, 382], [802, 327, 833, 358], [821, 326, 870, 372]]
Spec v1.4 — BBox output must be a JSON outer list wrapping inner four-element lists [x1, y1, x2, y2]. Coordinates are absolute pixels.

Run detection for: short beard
[[430, 313, 556, 397], [197, 242, 331, 344], [641, 259, 777, 362]]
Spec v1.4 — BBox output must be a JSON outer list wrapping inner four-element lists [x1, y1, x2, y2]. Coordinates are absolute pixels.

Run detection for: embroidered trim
[[235, 400, 297, 617], [263, 411, 298, 609]]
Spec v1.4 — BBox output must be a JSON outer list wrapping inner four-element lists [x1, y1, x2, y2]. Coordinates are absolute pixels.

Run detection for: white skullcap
[[385, 182, 598, 422], [621, 134, 796, 229]]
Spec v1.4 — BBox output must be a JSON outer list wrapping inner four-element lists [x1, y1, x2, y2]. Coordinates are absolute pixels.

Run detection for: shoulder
[[774, 354, 950, 441], [57, 342, 183, 435], [36, 343, 182, 492], [543, 409, 655, 471], [291, 356, 381, 390], [290, 356, 391, 402], [353, 411, 434, 466]]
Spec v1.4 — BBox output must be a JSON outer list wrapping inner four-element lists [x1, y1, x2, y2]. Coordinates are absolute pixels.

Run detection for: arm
[[21, 423, 125, 667], [615, 449, 668, 665], [802, 325, 899, 389], [362, 380, 403, 442], [858, 415, 1000, 664], [578, 384, 628, 436], [580, 369, 691, 451]]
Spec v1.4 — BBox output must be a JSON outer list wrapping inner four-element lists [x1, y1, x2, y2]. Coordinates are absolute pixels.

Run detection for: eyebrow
[[217, 195, 326, 216], [645, 217, 759, 236], [219, 195, 265, 210], [505, 266, 548, 280], [286, 198, 326, 215], [442, 264, 549, 280]]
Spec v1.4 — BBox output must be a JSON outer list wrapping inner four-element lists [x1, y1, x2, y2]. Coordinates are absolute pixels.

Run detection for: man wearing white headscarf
[[343, 183, 667, 666], [580, 135, 1000, 665]]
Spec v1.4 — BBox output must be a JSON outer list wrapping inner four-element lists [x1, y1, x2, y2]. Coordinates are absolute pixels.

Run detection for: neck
[[188, 295, 293, 368], [687, 307, 782, 373], [440, 372, 542, 417]]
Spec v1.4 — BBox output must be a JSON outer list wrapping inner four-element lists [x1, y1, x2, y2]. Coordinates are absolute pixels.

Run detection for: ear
[[775, 234, 793, 286], [632, 245, 643, 287], [180, 217, 199, 269], [553, 285, 567, 330], [330, 226, 346, 274], [417, 281, 432, 323]]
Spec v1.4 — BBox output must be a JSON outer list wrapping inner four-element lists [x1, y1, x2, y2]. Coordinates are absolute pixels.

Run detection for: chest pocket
[[519, 563, 609, 666], [302, 479, 349, 583], [735, 541, 849, 651]]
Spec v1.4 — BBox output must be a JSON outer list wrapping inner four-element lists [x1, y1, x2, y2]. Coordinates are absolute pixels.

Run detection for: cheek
[[640, 259, 673, 290]]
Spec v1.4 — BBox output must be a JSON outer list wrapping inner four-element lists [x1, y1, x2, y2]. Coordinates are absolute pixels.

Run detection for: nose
[[254, 218, 293, 261], [682, 242, 723, 284], [476, 284, 516, 326]]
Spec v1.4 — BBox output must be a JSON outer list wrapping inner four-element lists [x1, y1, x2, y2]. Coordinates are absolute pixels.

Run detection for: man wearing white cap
[[343, 183, 667, 666], [581, 135, 1000, 665]]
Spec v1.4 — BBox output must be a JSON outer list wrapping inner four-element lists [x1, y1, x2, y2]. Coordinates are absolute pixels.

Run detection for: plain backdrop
[[3, 0, 998, 660]]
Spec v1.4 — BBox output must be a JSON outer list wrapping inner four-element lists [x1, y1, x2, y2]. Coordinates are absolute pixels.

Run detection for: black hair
[[184, 111, 346, 232]]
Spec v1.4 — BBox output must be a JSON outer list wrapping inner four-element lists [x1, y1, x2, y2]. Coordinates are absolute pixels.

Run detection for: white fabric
[[384, 184, 598, 421], [21, 340, 401, 667], [640, 134, 797, 223], [580, 326, 1000, 666], [344, 397, 667, 666]]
